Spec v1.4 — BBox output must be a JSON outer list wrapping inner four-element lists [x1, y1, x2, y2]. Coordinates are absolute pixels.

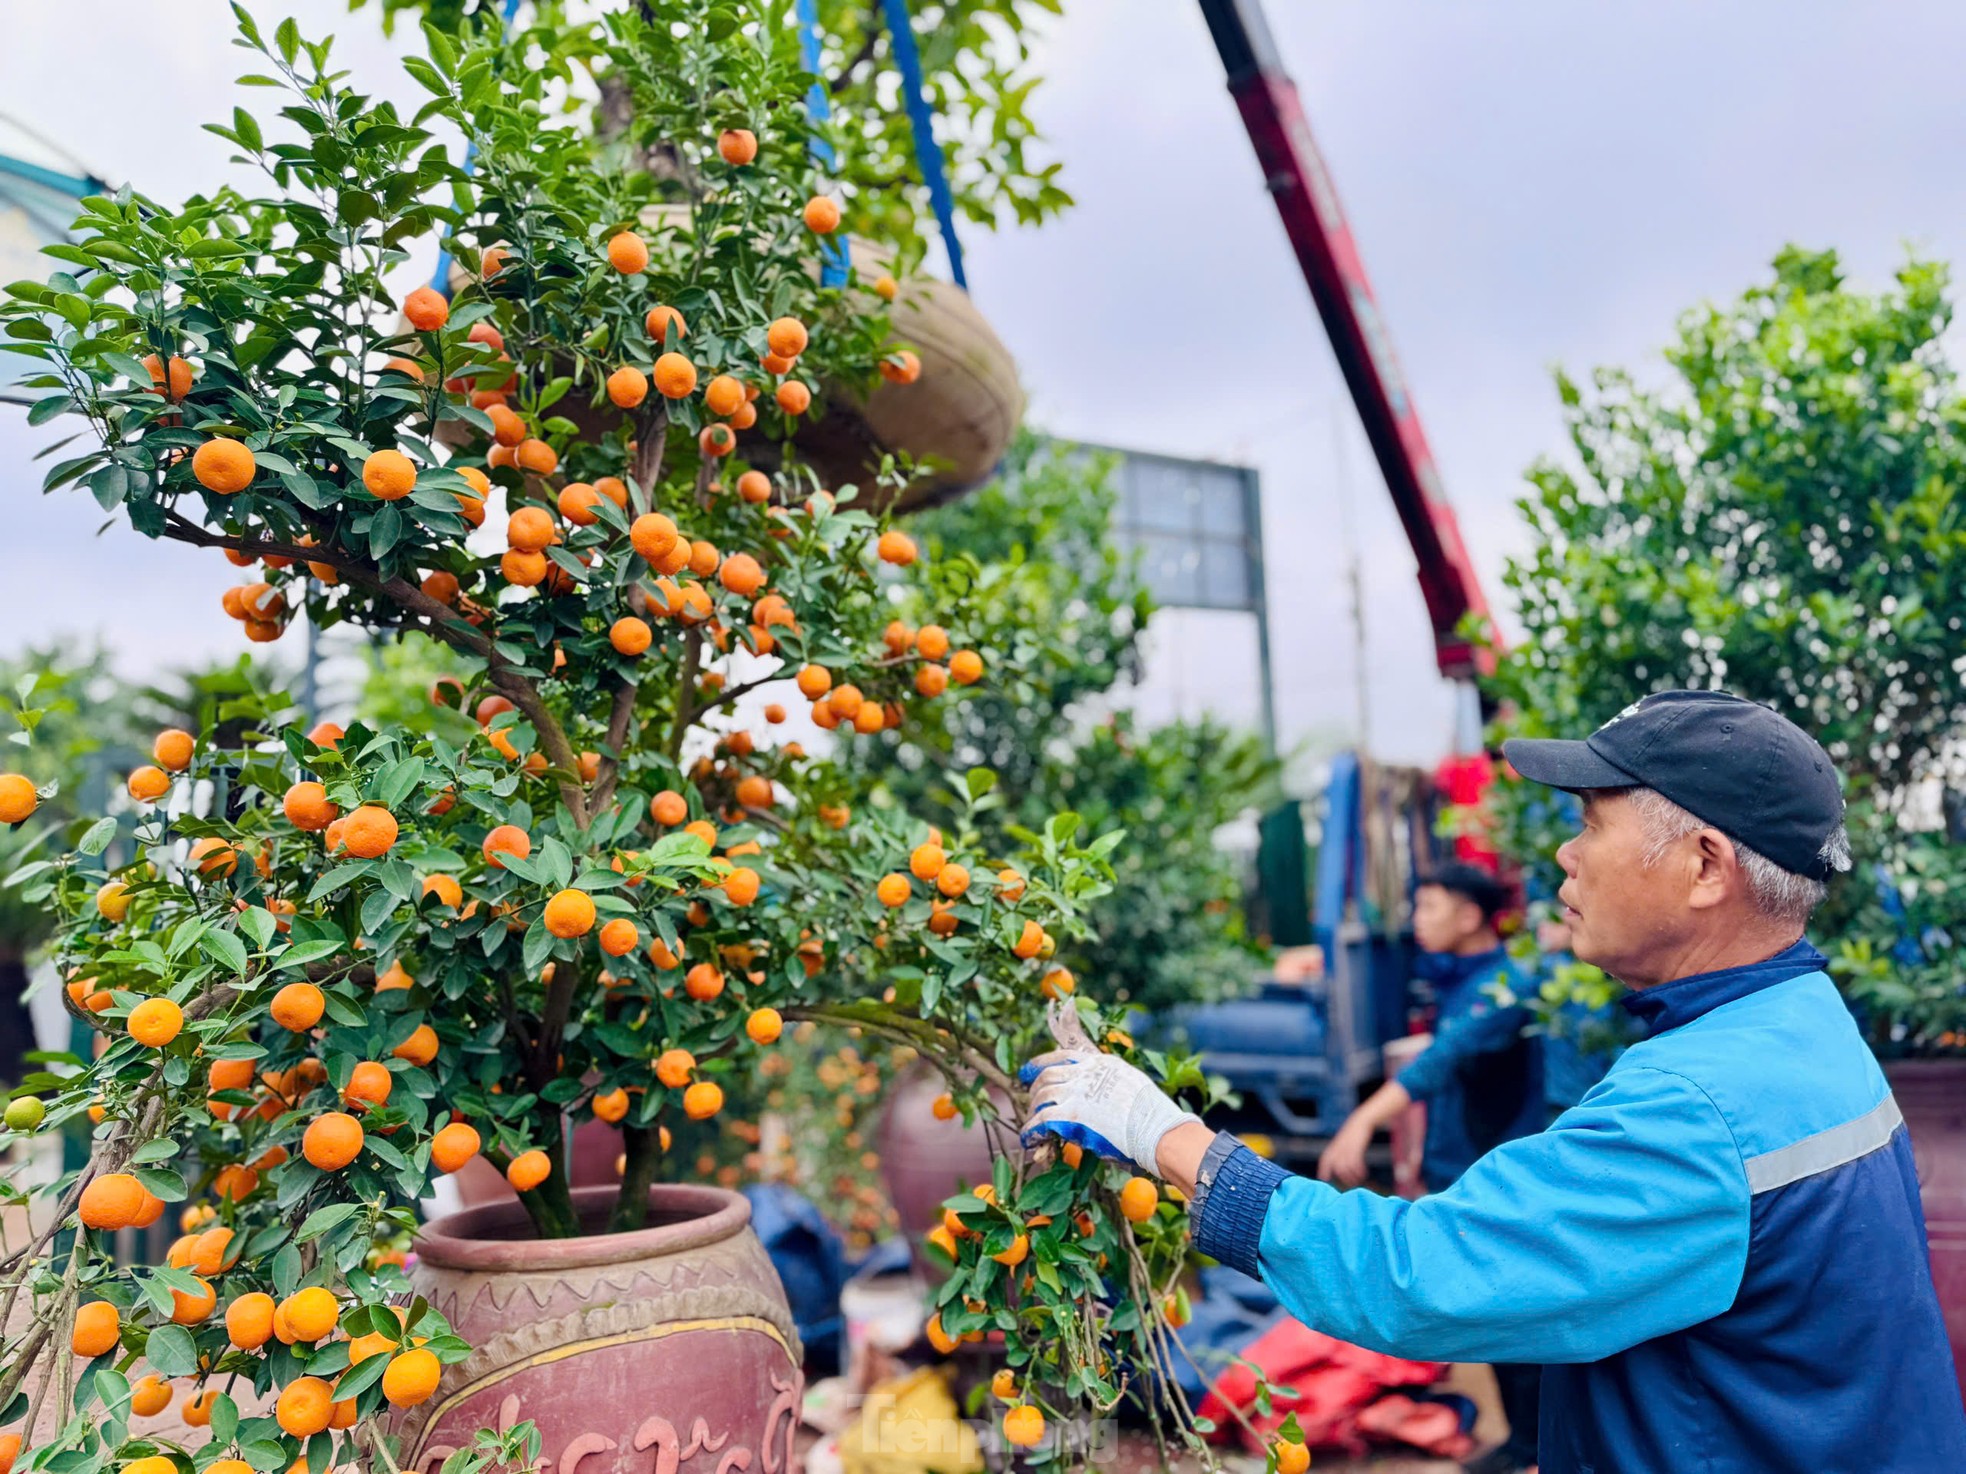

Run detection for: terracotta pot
[[874, 1065, 1012, 1276], [435, 214, 1021, 514], [395, 1184, 803, 1474], [1889, 1059, 1966, 1406]]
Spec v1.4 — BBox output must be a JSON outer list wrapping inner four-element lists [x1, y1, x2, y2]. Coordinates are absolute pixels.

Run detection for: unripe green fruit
[[5, 1096, 47, 1132]]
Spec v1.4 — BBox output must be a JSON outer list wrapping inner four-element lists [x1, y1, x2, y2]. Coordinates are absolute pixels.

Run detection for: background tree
[[1488, 246, 1966, 1053]]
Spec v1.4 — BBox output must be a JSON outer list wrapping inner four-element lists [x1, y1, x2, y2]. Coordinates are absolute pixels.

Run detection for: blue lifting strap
[[878, 0, 967, 291], [795, 0, 851, 288], [431, 0, 527, 296]]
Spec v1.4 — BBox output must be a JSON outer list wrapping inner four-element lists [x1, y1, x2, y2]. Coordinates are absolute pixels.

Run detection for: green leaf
[[296, 1203, 360, 1243], [238, 906, 277, 951], [144, 1324, 199, 1378], [134, 1167, 186, 1201], [77, 815, 117, 855], [199, 929, 250, 977], [233, 107, 264, 153], [334, 1351, 389, 1401], [375, 756, 427, 808]]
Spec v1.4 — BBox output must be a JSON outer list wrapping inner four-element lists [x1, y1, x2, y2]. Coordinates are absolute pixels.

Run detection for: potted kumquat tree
[[0, 5, 1251, 1474]]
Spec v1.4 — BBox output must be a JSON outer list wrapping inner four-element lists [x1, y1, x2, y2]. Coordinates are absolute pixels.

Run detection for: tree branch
[[588, 680, 640, 817], [631, 402, 670, 513]]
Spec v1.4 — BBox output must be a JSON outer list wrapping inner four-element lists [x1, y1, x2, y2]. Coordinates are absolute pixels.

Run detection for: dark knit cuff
[[1192, 1142, 1290, 1280]]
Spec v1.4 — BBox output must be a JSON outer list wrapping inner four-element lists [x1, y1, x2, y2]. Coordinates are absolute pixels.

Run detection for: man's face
[[1412, 884, 1486, 955], [1555, 792, 1687, 982]]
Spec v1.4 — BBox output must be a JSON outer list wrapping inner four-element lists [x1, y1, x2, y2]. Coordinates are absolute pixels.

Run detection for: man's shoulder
[[1619, 972, 1888, 1161]]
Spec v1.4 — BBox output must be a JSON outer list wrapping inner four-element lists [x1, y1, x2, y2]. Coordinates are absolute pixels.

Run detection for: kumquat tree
[[0, 6, 1258, 1474]]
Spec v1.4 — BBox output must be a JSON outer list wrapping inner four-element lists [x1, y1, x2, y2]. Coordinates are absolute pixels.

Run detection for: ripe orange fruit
[[423, 873, 463, 909], [1274, 1439, 1310, 1474], [774, 380, 811, 416], [648, 789, 690, 828], [700, 423, 736, 457], [280, 1286, 339, 1342], [127, 765, 170, 803], [803, 196, 841, 234], [607, 231, 649, 274], [303, 1111, 364, 1170], [911, 623, 948, 660], [0, 773, 37, 824], [153, 728, 195, 772], [71, 1300, 120, 1358], [421, 570, 461, 606], [1040, 966, 1075, 999], [656, 1048, 695, 1088], [271, 981, 325, 1031], [403, 285, 450, 331], [654, 352, 698, 399], [684, 1080, 724, 1120], [760, 350, 796, 376], [189, 836, 237, 877], [557, 483, 603, 526], [610, 617, 653, 656], [880, 350, 922, 385], [877, 530, 917, 565], [873, 274, 899, 302], [734, 470, 773, 505], [598, 917, 639, 957], [718, 552, 765, 596], [363, 449, 417, 501], [936, 864, 971, 899], [1013, 920, 1045, 959], [685, 962, 725, 1001], [383, 1346, 443, 1407], [718, 128, 758, 165], [591, 1086, 630, 1123], [488, 403, 527, 446], [746, 1007, 782, 1045], [1118, 1176, 1159, 1223], [507, 505, 556, 553], [607, 364, 649, 409], [342, 804, 398, 858], [226, 1291, 276, 1349], [431, 1120, 480, 1174], [931, 1093, 958, 1122], [276, 1376, 334, 1437], [515, 438, 559, 476], [193, 438, 256, 494], [827, 684, 865, 721], [735, 774, 773, 810], [544, 888, 597, 938], [630, 512, 680, 563], [483, 824, 531, 866], [766, 317, 809, 358], [877, 873, 911, 908], [852, 703, 885, 734], [991, 1368, 1018, 1403], [687, 539, 722, 578], [1003, 1406, 1045, 1449], [762, 702, 787, 725], [910, 843, 946, 881], [392, 1024, 439, 1066], [685, 819, 719, 848], [507, 1148, 551, 1192], [1061, 1140, 1084, 1169], [128, 998, 183, 1048], [992, 1233, 1030, 1267], [698, 374, 743, 418], [143, 352, 196, 399], [171, 1275, 219, 1326], [130, 1375, 172, 1418], [78, 1173, 144, 1230], [501, 549, 548, 586], [646, 303, 688, 344], [96, 880, 132, 922], [721, 866, 761, 906]]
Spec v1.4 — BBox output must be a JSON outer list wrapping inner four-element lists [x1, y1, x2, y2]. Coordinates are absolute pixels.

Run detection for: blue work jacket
[[1394, 946, 1543, 1189], [1193, 940, 1966, 1472]]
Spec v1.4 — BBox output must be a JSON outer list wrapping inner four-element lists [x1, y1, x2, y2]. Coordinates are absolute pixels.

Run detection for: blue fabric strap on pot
[[430, 0, 527, 295], [879, 0, 968, 290], [794, 0, 850, 289]]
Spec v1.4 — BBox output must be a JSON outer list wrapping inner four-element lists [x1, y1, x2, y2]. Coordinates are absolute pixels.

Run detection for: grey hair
[[1624, 787, 1850, 928]]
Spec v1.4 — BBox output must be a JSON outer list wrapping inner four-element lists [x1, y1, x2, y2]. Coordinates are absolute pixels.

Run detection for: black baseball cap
[[1501, 690, 1846, 880]]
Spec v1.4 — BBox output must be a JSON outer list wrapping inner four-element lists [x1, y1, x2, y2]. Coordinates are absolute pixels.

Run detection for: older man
[[1022, 691, 1966, 1473]]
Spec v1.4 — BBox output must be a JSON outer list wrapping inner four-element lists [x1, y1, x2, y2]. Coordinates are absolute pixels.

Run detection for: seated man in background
[[1315, 862, 1544, 1474]]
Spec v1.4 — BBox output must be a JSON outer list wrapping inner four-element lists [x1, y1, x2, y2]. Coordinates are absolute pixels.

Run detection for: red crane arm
[[1199, 0, 1495, 679]]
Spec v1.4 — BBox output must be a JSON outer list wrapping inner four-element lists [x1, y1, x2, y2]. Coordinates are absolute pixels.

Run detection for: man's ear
[[1687, 827, 1739, 912]]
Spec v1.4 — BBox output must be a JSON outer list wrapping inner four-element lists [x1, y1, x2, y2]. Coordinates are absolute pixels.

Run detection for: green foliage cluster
[[1488, 247, 1966, 1053]]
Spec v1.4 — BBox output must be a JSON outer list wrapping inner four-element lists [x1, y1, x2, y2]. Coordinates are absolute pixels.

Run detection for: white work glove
[[1019, 1000, 1200, 1173]]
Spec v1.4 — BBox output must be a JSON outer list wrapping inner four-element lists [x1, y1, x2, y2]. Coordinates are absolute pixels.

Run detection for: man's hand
[[1019, 1001, 1200, 1173], [1317, 1120, 1373, 1187]]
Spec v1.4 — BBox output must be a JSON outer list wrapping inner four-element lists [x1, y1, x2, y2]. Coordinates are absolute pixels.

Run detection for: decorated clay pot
[[394, 1184, 803, 1474], [875, 1063, 1012, 1277]]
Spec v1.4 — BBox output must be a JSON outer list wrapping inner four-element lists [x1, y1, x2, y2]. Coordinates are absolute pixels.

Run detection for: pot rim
[[414, 1183, 750, 1272]]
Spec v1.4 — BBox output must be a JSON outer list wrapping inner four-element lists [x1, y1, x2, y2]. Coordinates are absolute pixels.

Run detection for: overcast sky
[[6, 1, 1966, 770]]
